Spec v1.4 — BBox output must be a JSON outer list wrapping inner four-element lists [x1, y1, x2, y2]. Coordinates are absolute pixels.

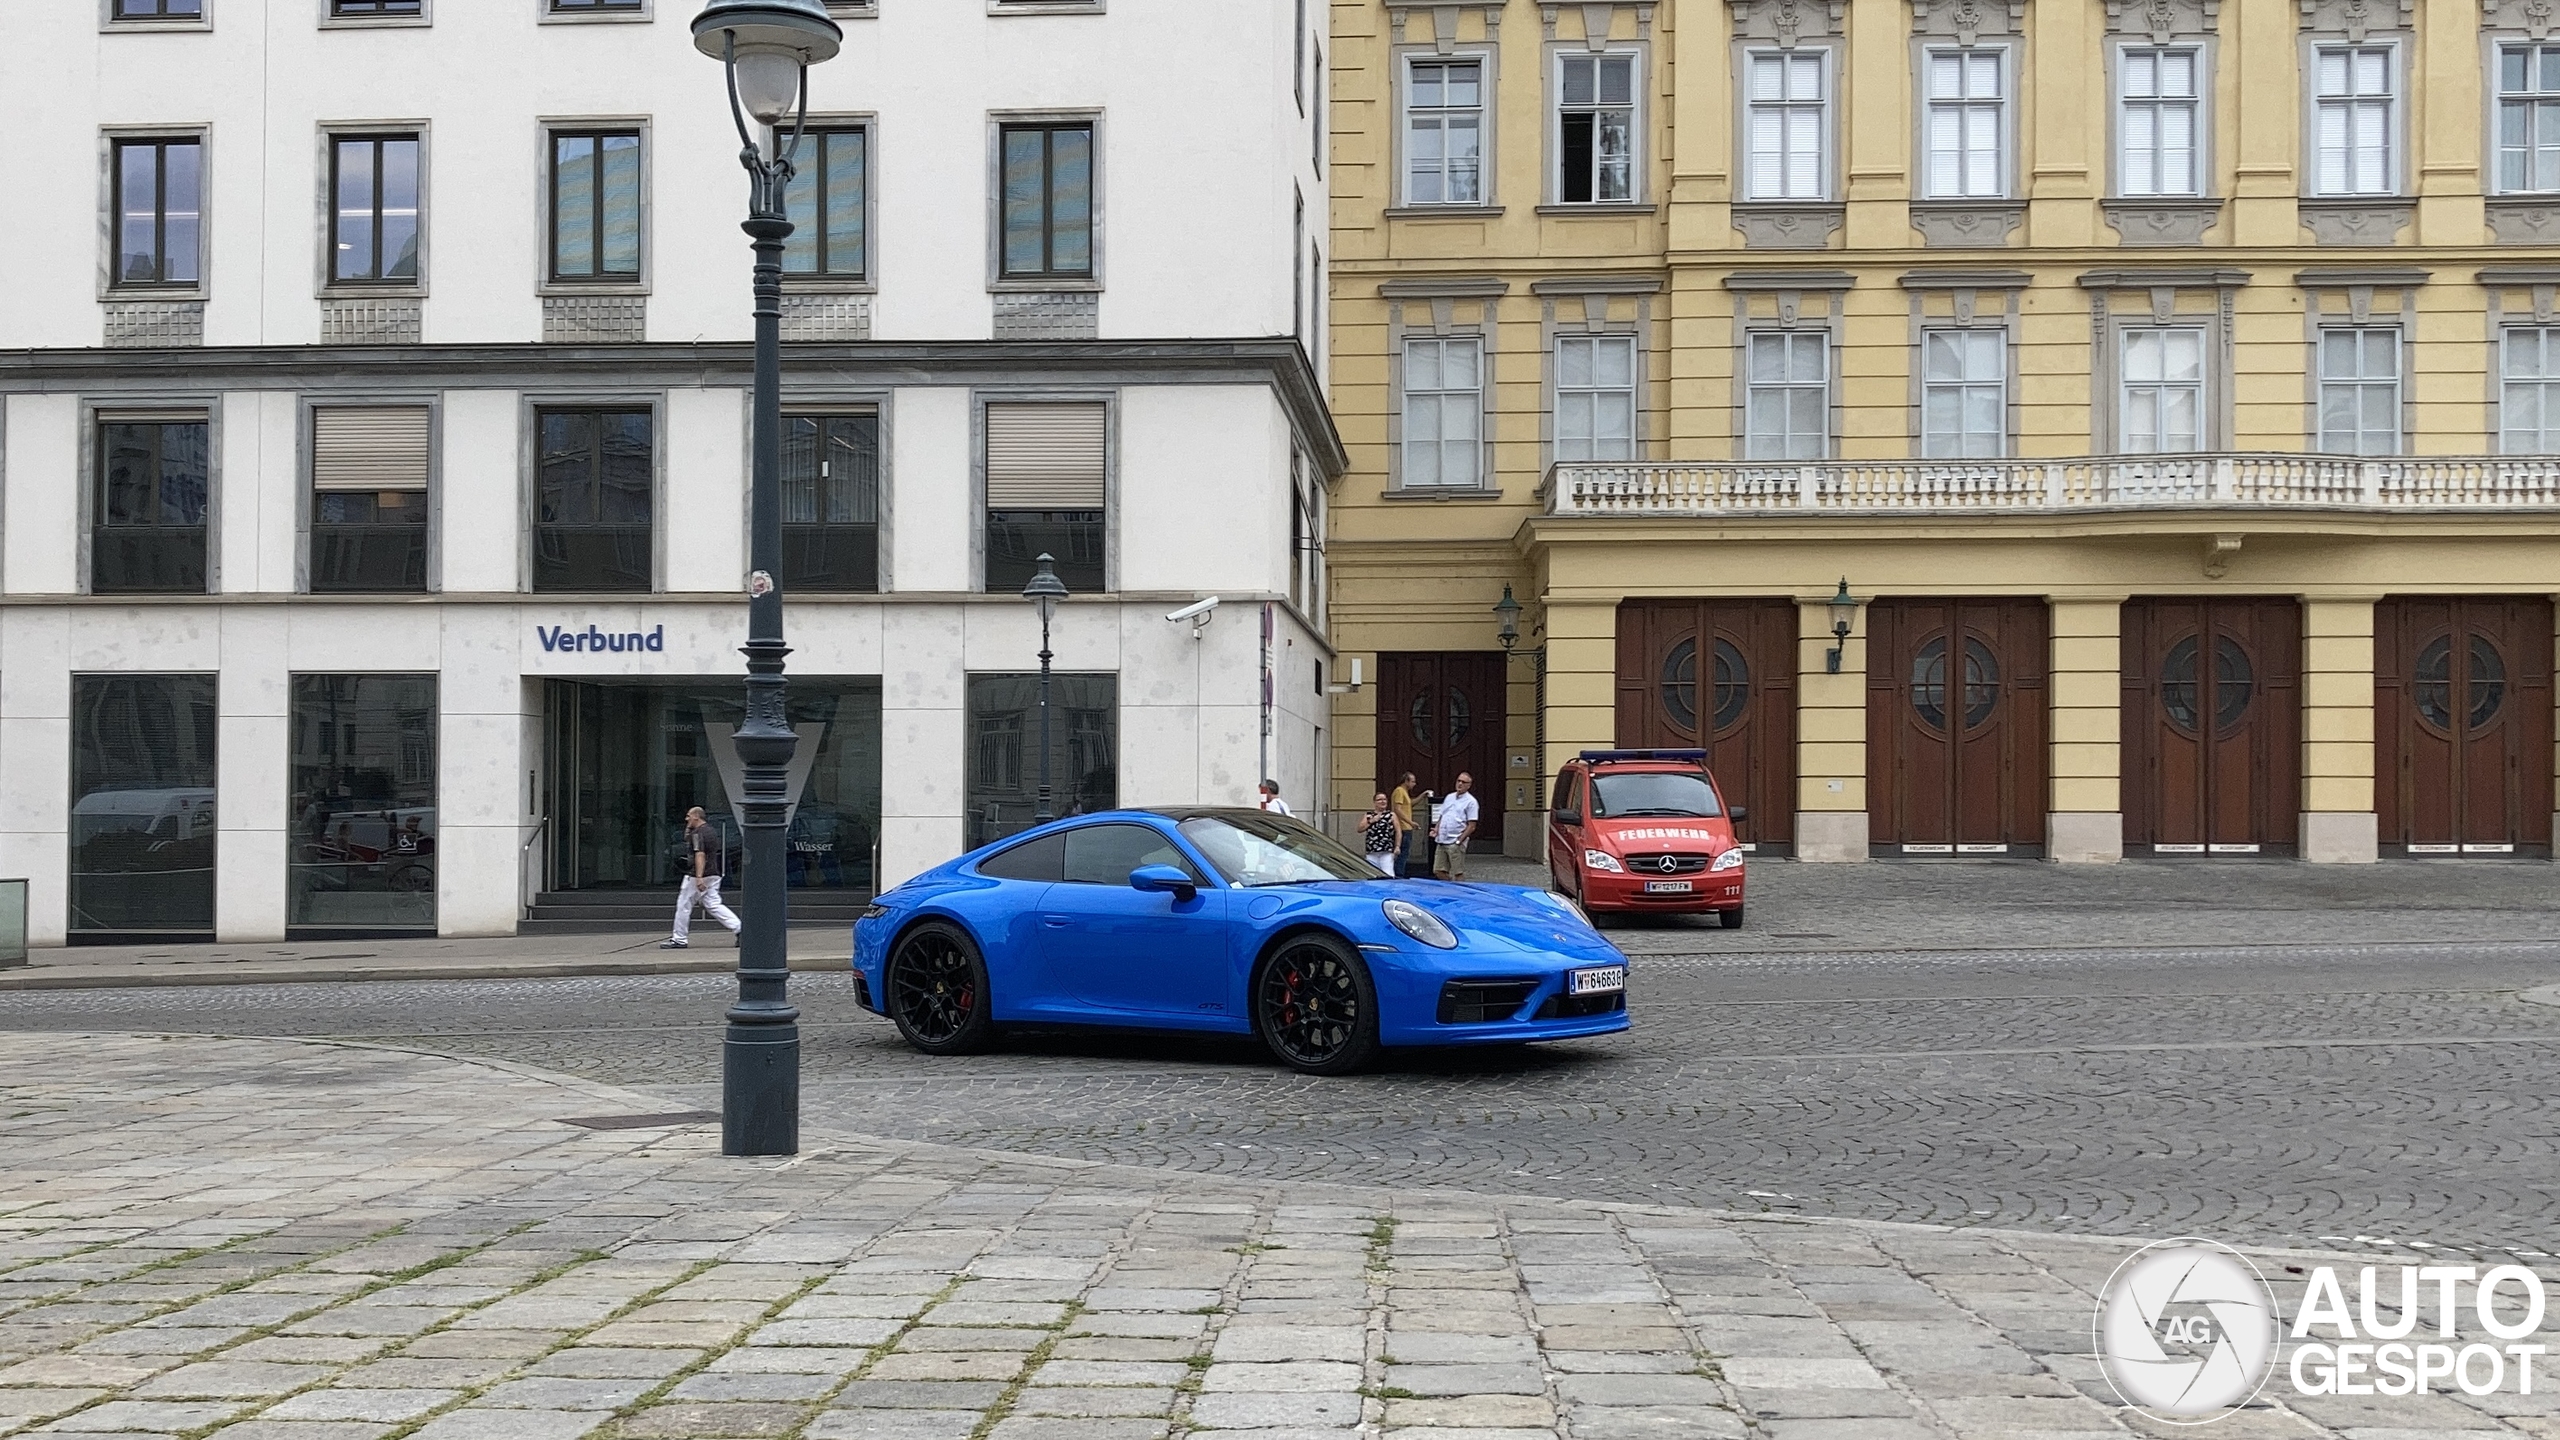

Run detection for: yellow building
[[1324, 0, 2560, 866]]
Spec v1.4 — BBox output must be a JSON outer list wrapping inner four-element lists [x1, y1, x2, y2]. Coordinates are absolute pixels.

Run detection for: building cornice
[[1376, 277, 1513, 298]]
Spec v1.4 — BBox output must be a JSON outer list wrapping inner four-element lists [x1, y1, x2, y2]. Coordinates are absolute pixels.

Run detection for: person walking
[[660, 806, 741, 949], [1359, 792, 1399, 876], [1431, 771, 1480, 880], [1256, 779, 1294, 817], [1389, 771, 1422, 877]]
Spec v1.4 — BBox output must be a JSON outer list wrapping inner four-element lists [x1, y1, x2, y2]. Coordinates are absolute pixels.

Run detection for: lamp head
[[1492, 583, 1522, 651], [1022, 553, 1069, 624], [1827, 577, 1859, 639], [692, 0, 842, 125]]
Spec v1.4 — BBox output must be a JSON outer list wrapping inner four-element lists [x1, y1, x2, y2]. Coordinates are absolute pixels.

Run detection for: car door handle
[[1041, 915, 1071, 928]]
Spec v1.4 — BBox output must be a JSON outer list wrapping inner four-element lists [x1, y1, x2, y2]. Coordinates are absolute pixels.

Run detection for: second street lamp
[[691, 0, 842, 1160], [1022, 555, 1069, 826]]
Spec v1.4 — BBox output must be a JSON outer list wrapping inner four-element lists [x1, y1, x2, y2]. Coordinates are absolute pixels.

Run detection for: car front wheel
[[1253, 934, 1381, 1076], [1719, 906, 1746, 930], [885, 921, 996, 1056]]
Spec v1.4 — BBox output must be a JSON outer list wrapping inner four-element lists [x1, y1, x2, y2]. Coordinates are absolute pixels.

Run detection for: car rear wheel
[[1719, 906, 1746, 930], [1253, 933, 1381, 1076], [886, 921, 995, 1056]]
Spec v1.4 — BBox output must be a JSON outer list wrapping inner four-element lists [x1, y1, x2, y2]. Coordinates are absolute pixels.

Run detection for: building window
[[1400, 336, 1484, 487], [331, 1, 422, 14], [330, 135, 421, 285], [550, 0, 642, 10], [2316, 328, 2401, 454], [1405, 59, 1485, 204], [70, 674, 218, 939], [1557, 53, 1636, 203], [94, 415, 209, 594], [534, 408, 652, 592], [965, 673, 1118, 849], [549, 129, 641, 283], [311, 406, 429, 593], [782, 413, 879, 593], [1294, 191, 1306, 344], [783, 126, 866, 280], [999, 123, 1094, 279], [1744, 332, 1828, 460], [2497, 44, 2560, 193], [2119, 47, 2202, 196], [1921, 329, 2006, 458], [112, 137, 203, 288], [2119, 328, 2205, 453], [985, 401, 1106, 593], [290, 675, 438, 934], [111, 0, 201, 17], [1556, 334, 1637, 461], [2313, 46, 2394, 195], [1922, 49, 2004, 198], [1744, 51, 1826, 201], [2501, 327, 2560, 451]]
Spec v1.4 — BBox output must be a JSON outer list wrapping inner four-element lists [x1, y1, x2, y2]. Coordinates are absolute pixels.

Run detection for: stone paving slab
[[0, 1032, 2552, 1440]]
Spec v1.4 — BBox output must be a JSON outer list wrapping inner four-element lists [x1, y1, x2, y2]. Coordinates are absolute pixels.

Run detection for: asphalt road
[[6, 935, 2557, 1265]]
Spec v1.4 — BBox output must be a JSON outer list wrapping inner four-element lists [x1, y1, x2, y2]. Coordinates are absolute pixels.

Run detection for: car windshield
[[1589, 770, 1722, 818], [1177, 813, 1380, 886]]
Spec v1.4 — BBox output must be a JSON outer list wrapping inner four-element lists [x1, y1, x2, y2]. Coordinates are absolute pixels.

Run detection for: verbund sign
[[536, 623, 666, 655]]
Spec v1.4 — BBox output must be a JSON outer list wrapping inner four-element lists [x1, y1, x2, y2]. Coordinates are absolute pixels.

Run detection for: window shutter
[[985, 402, 1107, 509], [312, 406, 430, 492]]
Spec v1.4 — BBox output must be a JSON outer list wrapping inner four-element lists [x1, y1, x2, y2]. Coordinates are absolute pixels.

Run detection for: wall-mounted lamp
[[1825, 578, 1860, 675], [1493, 585, 1523, 652], [1324, 657, 1365, 695]]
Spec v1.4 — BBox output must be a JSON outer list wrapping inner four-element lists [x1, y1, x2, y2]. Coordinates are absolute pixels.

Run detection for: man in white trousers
[[660, 806, 741, 949]]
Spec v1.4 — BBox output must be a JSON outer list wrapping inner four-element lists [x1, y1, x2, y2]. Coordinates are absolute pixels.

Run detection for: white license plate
[[1644, 880, 1693, 894], [1568, 965, 1626, 995]]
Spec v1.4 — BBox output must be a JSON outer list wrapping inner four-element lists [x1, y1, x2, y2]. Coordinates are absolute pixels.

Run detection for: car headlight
[[1383, 898, 1458, 949], [1583, 848, 1625, 874], [857, 903, 890, 920], [1711, 849, 1745, 873], [1526, 889, 1596, 928]]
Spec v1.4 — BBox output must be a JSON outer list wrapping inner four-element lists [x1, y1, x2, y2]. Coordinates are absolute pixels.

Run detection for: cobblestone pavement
[[3, 1031, 2555, 1440], [6, 938, 2557, 1266]]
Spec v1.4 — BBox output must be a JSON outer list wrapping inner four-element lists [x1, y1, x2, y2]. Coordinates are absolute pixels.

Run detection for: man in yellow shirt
[[1388, 771, 1419, 877]]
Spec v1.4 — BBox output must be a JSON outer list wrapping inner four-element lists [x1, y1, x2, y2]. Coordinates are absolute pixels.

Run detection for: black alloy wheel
[[1253, 933, 1381, 1076], [885, 921, 995, 1056]]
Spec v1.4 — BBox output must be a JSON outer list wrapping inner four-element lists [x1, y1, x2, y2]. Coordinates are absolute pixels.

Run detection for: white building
[[0, 0, 1338, 945]]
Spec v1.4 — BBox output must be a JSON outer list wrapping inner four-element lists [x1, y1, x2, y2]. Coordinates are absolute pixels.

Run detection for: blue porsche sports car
[[850, 807, 1630, 1074]]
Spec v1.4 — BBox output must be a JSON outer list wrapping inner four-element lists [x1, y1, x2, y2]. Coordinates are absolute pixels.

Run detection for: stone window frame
[[780, 114, 879, 296], [2294, 0, 2415, 243], [2300, 36, 2406, 198], [2108, 37, 2214, 200], [2077, 268, 2248, 455], [79, 396, 224, 596], [1541, 23, 1653, 210], [1380, 278, 1507, 498], [537, 118, 652, 298], [1911, 39, 2018, 202], [2481, 10, 2560, 242], [320, 0, 429, 30], [538, 0, 651, 24], [2296, 268, 2424, 456], [517, 391, 668, 595], [296, 392, 444, 595], [1387, 31, 1505, 215], [1724, 270, 1852, 462], [2098, 0, 2224, 245], [98, 125, 212, 304], [1727, 0, 1847, 248], [986, 109, 1105, 295], [101, 0, 211, 32], [968, 387, 1121, 593], [315, 121, 430, 301], [1899, 270, 2027, 459], [1733, 39, 1838, 204], [1531, 276, 1657, 468], [2478, 267, 2560, 452]]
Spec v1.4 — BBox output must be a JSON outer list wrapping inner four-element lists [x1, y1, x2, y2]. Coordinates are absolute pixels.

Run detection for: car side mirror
[[1729, 805, 1750, 822], [1129, 864, 1198, 902]]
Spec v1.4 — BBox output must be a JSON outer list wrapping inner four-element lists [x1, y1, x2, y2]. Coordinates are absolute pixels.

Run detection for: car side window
[[1061, 823, 1203, 886], [1554, 771, 1581, 822], [976, 831, 1065, 882]]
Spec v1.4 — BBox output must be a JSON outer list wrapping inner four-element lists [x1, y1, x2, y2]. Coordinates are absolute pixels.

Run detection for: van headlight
[[1383, 898, 1458, 949], [1711, 848, 1745, 872], [1583, 849, 1625, 874]]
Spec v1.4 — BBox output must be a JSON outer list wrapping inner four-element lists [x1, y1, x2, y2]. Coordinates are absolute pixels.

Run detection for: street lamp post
[[691, 0, 841, 1159], [1022, 555, 1069, 825]]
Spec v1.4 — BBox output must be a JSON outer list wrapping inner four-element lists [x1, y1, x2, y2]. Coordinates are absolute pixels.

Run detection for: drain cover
[[555, 1110, 720, 1130]]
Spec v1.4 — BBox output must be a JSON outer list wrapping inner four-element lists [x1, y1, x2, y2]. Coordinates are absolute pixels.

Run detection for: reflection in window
[[550, 130, 642, 281], [964, 672, 1118, 849], [95, 418, 210, 595], [332, 135, 421, 284], [783, 127, 867, 279], [535, 408, 653, 592], [291, 675, 437, 933], [113, 137, 202, 287], [999, 123, 1094, 278], [70, 674, 217, 937], [782, 413, 879, 592]]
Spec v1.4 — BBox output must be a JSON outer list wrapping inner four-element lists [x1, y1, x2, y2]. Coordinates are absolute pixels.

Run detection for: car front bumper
[[1575, 868, 1744, 912]]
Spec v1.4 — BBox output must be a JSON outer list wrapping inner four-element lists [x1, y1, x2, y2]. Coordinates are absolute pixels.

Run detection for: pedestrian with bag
[[660, 806, 741, 949]]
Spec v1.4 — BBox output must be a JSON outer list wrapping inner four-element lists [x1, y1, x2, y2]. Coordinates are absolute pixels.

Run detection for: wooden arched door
[[1867, 599, 2048, 855], [2122, 598, 2301, 854], [1375, 652, 1507, 844], [1613, 599, 1796, 851], [2377, 597, 2554, 855]]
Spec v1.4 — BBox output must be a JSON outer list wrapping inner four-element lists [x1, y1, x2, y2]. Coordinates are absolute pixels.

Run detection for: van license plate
[[1644, 880, 1692, 894], [1569, 966, 1626, 995]]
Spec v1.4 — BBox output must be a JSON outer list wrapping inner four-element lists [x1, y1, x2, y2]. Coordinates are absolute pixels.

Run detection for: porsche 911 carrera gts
[[850, 808, 1630, 1074]]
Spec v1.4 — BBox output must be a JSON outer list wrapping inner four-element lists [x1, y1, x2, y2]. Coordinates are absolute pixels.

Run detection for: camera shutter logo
[[2094, 1238, 2278, 1423]]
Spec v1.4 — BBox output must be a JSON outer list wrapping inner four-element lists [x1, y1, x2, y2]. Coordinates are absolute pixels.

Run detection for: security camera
[[1165, 596, 1221, 630]]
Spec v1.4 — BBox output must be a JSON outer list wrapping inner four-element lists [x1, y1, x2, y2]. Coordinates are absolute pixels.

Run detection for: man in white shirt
[[1256, 779, 1294, 817], [1431, 771, 1479, 879]]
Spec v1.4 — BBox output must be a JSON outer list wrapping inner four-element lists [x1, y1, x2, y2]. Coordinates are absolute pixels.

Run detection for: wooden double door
[[2377, 597, 2554, 855], [1613, 599, 1797, 850], [2122, 599, 2302, 855], [1375, 651, 1508, 844], [1868, 599, 2048, 854]]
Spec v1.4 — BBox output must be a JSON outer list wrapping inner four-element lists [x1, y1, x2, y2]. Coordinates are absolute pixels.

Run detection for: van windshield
[[1589, 770, 1721, 819]]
